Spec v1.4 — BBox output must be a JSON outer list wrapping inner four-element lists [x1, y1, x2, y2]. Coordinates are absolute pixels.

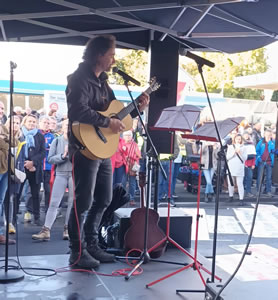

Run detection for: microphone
[[179, 48, 215, 68], [10, 61, 17, 70], [112, 67, 141, 86]]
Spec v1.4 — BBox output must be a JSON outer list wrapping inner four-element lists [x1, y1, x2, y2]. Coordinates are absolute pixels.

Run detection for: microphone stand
[[176, 59, 233, 293], [0, 62, 24, 283], [117, 79, 168, 280], [197, 63, 233, 283]]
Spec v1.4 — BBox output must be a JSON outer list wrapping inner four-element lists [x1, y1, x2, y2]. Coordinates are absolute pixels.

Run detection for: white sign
[[44, 90, 67, 117]]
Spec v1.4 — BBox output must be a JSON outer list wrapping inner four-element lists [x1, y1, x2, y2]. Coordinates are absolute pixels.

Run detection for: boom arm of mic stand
[[123, 80, 167, 181], [196, 62, 233, 286], [197, 64, 234, 187]]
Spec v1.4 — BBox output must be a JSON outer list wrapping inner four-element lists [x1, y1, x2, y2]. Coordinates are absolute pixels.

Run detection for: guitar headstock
[[149, 77, 161, 92], [139, 172, 146, 188]]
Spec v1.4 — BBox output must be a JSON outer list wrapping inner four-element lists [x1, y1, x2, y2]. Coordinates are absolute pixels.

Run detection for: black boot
[[204, 194, 209, 203], [87, 240, 115, 263], [69, 249, 100, 269]]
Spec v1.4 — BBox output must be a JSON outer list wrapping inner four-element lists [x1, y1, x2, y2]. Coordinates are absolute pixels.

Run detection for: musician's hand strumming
[[109, 118, 126, 133]]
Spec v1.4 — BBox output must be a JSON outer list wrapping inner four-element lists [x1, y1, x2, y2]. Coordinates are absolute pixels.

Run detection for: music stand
[[169, 117, 244, 294], [147, 113, 223, 289], [183, 117, 244, 143], [145, 105, 222, 288]]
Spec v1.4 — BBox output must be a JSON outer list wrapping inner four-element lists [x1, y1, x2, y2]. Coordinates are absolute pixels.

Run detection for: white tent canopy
[[201, 99, 277, 124], [234, 71, 278, 91]]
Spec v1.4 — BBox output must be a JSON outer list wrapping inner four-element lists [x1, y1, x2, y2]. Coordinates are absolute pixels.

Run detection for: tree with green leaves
[[109, 49, 148, 86], [180, 48, 268, 100]]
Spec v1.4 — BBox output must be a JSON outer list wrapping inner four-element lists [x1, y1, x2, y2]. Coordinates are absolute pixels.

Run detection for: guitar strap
[[233, 145, 244, 164]]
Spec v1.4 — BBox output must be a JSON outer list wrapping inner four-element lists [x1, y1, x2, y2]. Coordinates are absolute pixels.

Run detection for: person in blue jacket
[[256, 129, 275, 197]]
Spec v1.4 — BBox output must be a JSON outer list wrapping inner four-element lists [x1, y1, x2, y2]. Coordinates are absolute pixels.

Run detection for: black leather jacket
[[66, 62, 115, 152]]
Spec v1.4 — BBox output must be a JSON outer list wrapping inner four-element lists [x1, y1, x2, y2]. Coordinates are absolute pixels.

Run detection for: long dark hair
[[82, 35, 116, 66]]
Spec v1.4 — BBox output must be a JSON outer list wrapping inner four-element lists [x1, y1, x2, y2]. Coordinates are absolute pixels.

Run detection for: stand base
[[0, 270, 25, 283], [176, 289, 205, 294], [204, 282, 224, 300]]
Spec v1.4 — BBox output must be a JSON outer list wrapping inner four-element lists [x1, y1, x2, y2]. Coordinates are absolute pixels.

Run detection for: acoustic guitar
[[72, 78, 160, 160], [124, 172, 166, 259]]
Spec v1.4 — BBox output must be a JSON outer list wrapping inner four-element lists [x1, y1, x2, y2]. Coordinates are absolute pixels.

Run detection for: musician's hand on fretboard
[[138, 92, 150, 112]]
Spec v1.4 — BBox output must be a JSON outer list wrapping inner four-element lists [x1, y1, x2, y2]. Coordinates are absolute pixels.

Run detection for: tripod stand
[[117, 79, 172, 280]]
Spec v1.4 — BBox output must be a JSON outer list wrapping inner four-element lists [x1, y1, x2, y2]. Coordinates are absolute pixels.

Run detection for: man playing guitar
[[66, 35, 149, 269]]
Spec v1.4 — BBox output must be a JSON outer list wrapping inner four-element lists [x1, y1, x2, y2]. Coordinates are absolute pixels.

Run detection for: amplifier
[[113, 207, 192, 250]]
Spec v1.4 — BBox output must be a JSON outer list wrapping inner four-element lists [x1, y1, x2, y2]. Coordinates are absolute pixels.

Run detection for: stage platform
[[1, 182, 278, 299], [0, 248, 277, 300]]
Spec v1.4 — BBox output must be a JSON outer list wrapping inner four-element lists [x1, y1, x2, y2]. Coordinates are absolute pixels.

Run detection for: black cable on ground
[[6, 218, 57, 277], [214, 162, 266, 299]]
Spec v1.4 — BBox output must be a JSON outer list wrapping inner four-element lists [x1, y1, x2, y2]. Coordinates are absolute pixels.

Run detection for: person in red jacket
[[123, 130, 141, 205], [111, 137, 128, 186]]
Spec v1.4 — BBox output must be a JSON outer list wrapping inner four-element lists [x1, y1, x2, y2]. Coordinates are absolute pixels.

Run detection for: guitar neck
[[140, 185, 145, 208], [139, 172, 146, 208], [116, 85, 153, 121]]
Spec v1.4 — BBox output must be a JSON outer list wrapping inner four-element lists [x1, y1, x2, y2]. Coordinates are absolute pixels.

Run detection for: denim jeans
[[68, 151, 113, 250], [256, 162, 272, 193], [43, 170, 51, 212], [244, 167, 253, 194], [113, 165, 126, 186], [44, 171, 73, 230], [0, 172, 8, 234], [158, 160, 170, 200], [203, 168, 215, 194], [128, 175, 137, 201], [171, 162, 181, 196]]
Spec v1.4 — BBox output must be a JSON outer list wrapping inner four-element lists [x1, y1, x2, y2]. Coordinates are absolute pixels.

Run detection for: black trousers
[[43, 170, 51, 212], [68, 151, 113, 250], [25, 171, 41, 220]]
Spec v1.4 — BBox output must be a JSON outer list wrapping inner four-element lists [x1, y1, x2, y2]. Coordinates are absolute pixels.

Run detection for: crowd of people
[[0, 34, 277, 272], [199, 121, 277, 206], [0, 99, 146, 246], [0, 101, 70, 244], [0, 103, 277, 246]]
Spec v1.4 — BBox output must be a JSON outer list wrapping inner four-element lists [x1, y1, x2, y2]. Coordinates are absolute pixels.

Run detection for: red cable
[[55, 152, 82, 272]]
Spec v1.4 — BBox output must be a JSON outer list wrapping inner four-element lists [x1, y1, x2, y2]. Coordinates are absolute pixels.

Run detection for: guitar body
[[124, 172, 166, 259], [124, 207, 166, 258], [71, 78, 160, 160], [72, 100, 133, 159]]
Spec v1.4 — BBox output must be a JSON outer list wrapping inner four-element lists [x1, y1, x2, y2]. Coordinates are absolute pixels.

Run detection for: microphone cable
[[214, 157, 269, 299]]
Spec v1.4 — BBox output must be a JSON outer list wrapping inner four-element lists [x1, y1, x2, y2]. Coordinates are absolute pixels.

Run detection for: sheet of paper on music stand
[[182, 117, 244, 142], [153, 104, 201, 132]]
